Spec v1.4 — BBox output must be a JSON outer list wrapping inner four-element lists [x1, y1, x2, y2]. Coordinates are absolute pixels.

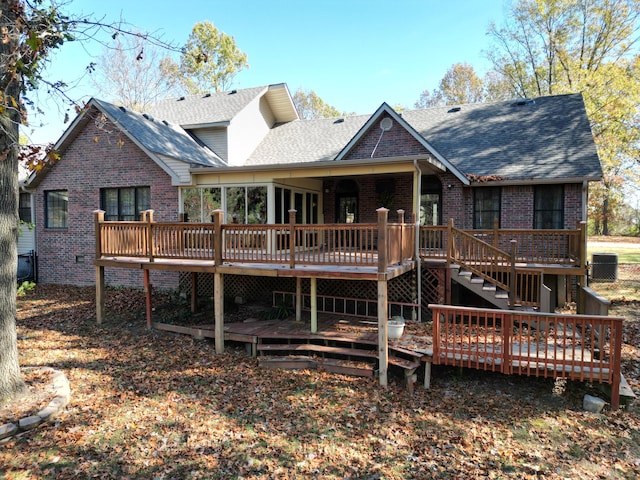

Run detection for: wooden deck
[[150, 305, 625, 407]]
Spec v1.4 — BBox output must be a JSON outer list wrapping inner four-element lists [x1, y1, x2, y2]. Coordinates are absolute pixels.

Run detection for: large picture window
[[183, 188, 221, 222], [534, 185, 564, 229], [100, 187, 150, 221], [45, 190, 68, 228], [473, 187, 500, 229]]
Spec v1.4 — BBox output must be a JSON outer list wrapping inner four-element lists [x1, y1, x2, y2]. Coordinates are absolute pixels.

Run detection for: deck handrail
[[93, 209, 415, 271], [420, 219, 586, 266], [429, 304, 624, 408]]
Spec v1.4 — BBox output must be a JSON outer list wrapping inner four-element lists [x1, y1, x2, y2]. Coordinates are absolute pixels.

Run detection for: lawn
[[1, 285, 638, 479]]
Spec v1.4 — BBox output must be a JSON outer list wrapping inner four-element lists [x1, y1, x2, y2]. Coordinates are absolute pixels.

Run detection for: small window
[[100, 187, 150, 221], [19, 192, 32, 223], [473, 187, 500, 229], [45, 190, 68, 228], [534, 185, 563, 229]]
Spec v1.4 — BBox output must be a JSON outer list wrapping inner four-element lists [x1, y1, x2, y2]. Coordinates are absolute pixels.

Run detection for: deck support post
[[143, 269, 152, 329], [378, 279, 388, 387], [423, 361, 431, 389], [214, 272, 224, 354], [295, 277, 302, 323], [191, 272, 198, 313], [310, 277, 317, 333], [96, 266, 105, 325], [94, 210, 106, 324]]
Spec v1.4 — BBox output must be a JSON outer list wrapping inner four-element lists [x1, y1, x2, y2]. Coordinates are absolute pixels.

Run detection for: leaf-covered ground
[[2, 284, 639, 479]]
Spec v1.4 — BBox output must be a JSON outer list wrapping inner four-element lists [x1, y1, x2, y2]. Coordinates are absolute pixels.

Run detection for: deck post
[[577, 220, 587, 314], [310, 277, 318, 333], [377, 208, 389, 274], [295, 277, 302, 323], [288, 209, 297, 269], [143, 269, 152, 329], [191, 272, 198, 313], [509, 240, 517, 309], [378, 279, 388, 386], [213, 210, 223, 266], [445, 219, 454, 304], [493, 218, 499, 249], [143, 210, 155, 262], [96, 266, 105, 325], [214, 272, 224, 354], [94, 210, 105, 324]]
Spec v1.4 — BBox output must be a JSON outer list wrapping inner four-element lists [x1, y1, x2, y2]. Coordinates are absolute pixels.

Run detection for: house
[[27, 83, 626, 402], [28, 83, 601, 309]]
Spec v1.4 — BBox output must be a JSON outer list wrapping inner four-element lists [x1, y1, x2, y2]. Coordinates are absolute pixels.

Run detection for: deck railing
[[429, 304, 624, 408], [94, 208, 415, 271]]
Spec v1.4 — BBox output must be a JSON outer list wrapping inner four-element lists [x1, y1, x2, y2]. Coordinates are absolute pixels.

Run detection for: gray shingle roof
[[246, 115, 369, 165], [402, 93, 602, 181], [94, 99, 225, 167], [246, 93, 601, 182], [148, 86, 267, 126]]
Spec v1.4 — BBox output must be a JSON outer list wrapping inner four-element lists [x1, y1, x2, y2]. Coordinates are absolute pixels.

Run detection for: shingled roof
[[245, 92, 601, 182], [148, 86, 268, 127], [403, 93, 602, 181]]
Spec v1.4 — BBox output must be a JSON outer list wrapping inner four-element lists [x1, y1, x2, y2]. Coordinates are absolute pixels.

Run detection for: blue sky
[[26, 0, 508, 144]]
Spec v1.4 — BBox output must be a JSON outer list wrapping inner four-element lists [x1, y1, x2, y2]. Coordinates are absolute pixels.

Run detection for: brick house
[[28, 83, 602, 311]]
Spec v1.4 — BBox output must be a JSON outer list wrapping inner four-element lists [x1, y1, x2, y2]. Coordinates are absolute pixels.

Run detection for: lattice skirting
[[421, 264, 447, 321], [179, 270, 421, 316]]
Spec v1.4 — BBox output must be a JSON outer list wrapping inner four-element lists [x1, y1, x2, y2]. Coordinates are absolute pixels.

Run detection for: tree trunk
[[602, 196, 610, 236], [0, 0, 26, 404]]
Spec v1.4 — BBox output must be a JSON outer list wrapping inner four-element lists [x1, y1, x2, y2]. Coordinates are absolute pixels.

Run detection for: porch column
[[378, 279, 388, 386], [310, 277, 318, 333], [214, 272, 225, 354]]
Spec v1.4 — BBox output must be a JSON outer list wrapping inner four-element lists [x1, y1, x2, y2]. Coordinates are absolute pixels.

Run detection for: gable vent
[[447, 107, 461, 113]]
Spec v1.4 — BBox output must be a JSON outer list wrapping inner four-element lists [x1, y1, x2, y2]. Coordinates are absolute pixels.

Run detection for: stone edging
[[0, 367, 71, 442]]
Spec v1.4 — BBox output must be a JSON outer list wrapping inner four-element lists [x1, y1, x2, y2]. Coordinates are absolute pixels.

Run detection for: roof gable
[[335, 103, 469, 184]]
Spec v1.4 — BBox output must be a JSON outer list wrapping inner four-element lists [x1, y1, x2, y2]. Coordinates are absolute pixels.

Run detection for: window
[[473, 187, 500, 229], [45, 190, 68, 228], [534, 185, 563, 229], [19, 192, 32, 223], [100, 187, 150, 221], [182, 187, 221, 222]]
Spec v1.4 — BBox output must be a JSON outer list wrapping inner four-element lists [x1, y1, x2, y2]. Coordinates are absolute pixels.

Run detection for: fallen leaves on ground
[[0, 284, 638, 479]]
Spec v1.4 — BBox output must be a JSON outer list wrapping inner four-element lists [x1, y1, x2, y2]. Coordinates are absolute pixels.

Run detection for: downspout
[[581, 180, 588, 222], [414, 159, 422, 323]]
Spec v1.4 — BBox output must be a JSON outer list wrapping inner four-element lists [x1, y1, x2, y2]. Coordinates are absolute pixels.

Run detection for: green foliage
[[16, 281, 35, 297], [292, 88, 344, 119], [163, 21, 249, 95], [487, 0, 640, 233]]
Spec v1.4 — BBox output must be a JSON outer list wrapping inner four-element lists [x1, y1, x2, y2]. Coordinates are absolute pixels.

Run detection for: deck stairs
[[451, 264, 511, 310], [257, 333, 424, 392]]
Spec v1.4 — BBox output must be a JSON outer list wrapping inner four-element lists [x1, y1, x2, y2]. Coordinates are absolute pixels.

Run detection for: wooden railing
[[94, 208, 415, 272], [429, 304, 624, 408]]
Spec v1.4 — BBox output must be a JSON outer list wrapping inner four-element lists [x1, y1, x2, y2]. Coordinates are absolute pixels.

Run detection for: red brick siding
[[35, 107, 179, 288], [344, 114, 427, 160]]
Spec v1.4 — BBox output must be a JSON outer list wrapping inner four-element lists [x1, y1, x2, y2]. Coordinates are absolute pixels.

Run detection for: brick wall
[[35, 107, 179, 288]]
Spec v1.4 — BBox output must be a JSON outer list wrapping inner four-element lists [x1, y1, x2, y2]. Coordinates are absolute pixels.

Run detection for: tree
[[487, 0, 640, 235], [163, 21, 248, 95], [292, 88, 344, 119], [0, 0, 176, 405], [415, 63, 511, 108], [90, 34, 181, 112]]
